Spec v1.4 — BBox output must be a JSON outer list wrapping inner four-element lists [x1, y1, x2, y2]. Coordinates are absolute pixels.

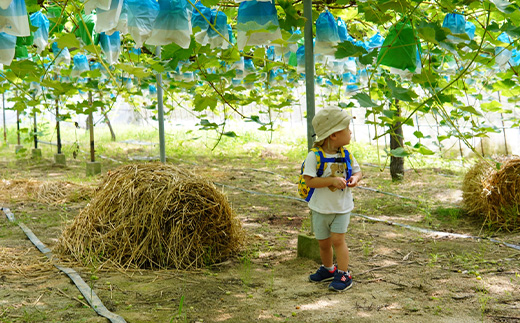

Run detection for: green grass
[[1, 123, 472, 174]]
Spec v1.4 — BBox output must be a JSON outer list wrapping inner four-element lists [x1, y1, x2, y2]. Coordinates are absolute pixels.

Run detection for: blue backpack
[[298, 146, 352, 202]]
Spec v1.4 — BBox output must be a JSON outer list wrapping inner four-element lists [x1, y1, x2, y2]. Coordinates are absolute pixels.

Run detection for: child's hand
[[346, 176, 359, 188], [330, 177, 347, 190]]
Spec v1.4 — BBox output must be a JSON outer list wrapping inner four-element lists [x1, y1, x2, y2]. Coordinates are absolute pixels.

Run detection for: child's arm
[[346, 171, 362, 188], [304, 175, 347, 190]]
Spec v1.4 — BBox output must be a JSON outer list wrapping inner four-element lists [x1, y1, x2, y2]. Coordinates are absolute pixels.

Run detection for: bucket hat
[[312, 107, 353, 143]]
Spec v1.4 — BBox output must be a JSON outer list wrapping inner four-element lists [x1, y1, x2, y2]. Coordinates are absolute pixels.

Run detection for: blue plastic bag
[[147, 0, 191, 48], [236, 0, 281, 50], [337, 17, 348, 42], [127, 0, 159, 47], [0, 32, 16, 65], [208, 9, 229, 49], [244, 57, 255, 74], [0, 0, 30, 36], [191, 1, 211, 45], [442, 13, 466, 34], [510, 49, 520, 67], [51, 41, 70, 65], [465, 21, 476, 40], [296, 45, 305, 73], [495, 32, 512, 68], [149, 84, 157, 95], [443, 13, 467, 43], [30, 11, 49, 54], [315, 10, 339, 56], [368, 32, 384, 51], [99, 31, 121, 65], [71, 54, 89, 80]]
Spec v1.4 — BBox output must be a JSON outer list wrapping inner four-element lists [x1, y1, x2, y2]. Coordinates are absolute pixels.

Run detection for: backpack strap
[[305, 147, 353, 202], [341, 148, 353, 180]]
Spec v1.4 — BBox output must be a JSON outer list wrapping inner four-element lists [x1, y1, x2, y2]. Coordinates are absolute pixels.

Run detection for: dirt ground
[[1, 149, 519, 323]]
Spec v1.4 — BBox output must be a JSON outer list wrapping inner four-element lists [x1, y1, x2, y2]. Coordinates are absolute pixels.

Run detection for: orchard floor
[[1, 146, 519, 323]]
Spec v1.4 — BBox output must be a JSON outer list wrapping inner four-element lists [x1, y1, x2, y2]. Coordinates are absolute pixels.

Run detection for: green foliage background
[[1, 0, 519, 158]]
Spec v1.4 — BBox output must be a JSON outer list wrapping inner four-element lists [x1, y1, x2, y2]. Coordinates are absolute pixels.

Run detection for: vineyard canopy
[[1, 0, 520, 157]]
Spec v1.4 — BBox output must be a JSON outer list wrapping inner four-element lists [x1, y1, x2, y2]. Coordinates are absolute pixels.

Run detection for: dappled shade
[[462, 156, 520, 231], [55, 162, 244, 269]]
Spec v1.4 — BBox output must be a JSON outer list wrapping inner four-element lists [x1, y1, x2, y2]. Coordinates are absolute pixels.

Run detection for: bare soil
[[1, 150, 519, 323]]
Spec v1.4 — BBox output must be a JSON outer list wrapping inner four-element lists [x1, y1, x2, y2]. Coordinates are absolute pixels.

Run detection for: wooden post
[[56, 99, 62, 154], [88, 91, 95, 163]]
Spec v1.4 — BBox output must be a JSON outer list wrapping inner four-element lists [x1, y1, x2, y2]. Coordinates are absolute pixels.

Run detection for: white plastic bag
[[83, 0, 112, 14], [30, 11, 49, 54], [127, 0, 159, 48], [0, 0, 30, 36], [191, 1, 211, 45], [207, 10, 229, 49], [100, 31, 121, 65], [236, 0, 281, 50], [52, 41, 70, 65], [0, 32, 16, 65], [315, 10, 339, 56], [95, 0, 124, 34]]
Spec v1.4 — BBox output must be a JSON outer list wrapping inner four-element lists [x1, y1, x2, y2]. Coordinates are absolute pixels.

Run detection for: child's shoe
[[309, 265, 336, 282], [328, 270, 353, 291]]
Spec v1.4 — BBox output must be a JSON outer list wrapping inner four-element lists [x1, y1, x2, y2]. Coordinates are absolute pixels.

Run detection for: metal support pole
[[16, 110, 20, 145], [33, 109, 38, 149], [56, 99, 62, 154], [155, 45, 166, 163], [88, 91, 95, 162], [2, 92, 6, 145], [303, 0, 315, 152]]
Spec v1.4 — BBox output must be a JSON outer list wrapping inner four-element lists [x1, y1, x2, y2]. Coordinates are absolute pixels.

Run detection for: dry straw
[[462, 156, 520, 231], [0, 179, 92, 204], [55, 162, 244, 269], [36, 181, 94, 205]]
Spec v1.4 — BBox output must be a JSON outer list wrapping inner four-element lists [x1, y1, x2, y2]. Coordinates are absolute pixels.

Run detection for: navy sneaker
[[328, 270, 353, 291], [309, 265, 336, 283]]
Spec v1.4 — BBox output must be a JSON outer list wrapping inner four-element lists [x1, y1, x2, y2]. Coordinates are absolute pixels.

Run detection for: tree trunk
[[99, 93, 116, 141], [390, 100, 404, 181]]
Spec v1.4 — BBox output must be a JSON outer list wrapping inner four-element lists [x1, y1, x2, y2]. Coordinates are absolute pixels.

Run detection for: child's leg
[[331, 232, 349, 271], [317, 238, 333, 268]]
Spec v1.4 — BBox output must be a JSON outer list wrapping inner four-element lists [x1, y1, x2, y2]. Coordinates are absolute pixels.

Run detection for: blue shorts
[[311, 210, 351, 240]]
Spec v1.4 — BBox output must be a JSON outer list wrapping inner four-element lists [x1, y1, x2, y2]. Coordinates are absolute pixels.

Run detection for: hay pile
[[462, 156, 520, 231], [55, 163, 244, 269]]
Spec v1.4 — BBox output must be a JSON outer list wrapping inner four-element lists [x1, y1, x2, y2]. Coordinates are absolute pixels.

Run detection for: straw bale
[[55, 162, 244, 269], [462, 156, 520, 231]]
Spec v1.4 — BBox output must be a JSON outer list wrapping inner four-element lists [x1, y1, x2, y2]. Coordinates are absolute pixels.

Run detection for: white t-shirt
[[302, 149, 361, 214]]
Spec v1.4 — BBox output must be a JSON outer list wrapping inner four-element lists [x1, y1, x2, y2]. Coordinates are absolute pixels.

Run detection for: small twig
[[357, 264, 398, 276], [32, 293, 44, 305]]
